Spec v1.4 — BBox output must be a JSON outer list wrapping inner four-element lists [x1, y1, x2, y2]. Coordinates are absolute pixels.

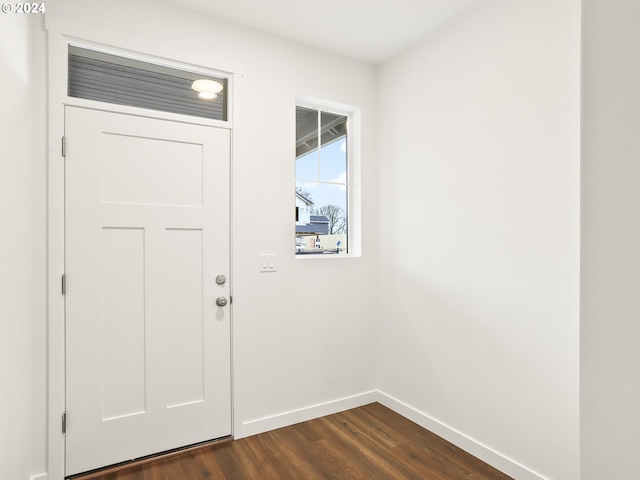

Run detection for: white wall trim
[[376, 391, 548, 480], [295, 95, 363, 258], [46, 24, 68, 480], [235, 390, 378, 439], [229, 389, 549, 480], [40, 387, 548, 479]]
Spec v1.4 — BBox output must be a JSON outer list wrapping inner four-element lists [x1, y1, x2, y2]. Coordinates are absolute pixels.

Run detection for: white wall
[[581, 1, 640, 479], [37, 0, 378, 475], [21, 1, 601, 479], [0, 13, 38, 480], [377, 1, 580, 479]]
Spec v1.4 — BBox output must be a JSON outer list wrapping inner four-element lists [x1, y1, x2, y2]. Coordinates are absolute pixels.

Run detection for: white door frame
[[45, 16, 236, 480]]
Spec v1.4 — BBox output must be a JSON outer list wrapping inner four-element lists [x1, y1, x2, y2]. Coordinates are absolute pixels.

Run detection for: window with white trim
[[68, 45, 228, 121], [295, 105, 349, 255]]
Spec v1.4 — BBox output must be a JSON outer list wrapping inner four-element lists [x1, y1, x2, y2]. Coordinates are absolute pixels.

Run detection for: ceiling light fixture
[[192, 79, 224, 100]]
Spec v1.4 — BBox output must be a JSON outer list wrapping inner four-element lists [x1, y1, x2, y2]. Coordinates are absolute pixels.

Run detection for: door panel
[[101, 134, 204, 206], [163, 228, 205, 408], [65, 107, 231, 476], [101, 227, 146, 421]]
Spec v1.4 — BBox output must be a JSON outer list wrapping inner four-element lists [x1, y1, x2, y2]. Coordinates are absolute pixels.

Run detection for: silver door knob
[[216, 296, 228, 307]]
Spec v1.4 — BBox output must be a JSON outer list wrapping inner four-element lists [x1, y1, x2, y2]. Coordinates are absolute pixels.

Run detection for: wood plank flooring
[[73, 403, 513, 480]]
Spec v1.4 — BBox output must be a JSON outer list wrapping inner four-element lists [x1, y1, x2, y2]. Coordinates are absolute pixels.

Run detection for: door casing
[[45, 23, 236, 480]]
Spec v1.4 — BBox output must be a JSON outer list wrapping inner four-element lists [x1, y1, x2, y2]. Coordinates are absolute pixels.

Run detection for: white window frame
[[295, 96, 362, 259], [62, 40, 234, 129], [67, 44, 231, 124]]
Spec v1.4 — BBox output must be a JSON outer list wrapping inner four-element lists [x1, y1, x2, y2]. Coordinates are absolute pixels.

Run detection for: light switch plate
[[259, 254, 276, 272]]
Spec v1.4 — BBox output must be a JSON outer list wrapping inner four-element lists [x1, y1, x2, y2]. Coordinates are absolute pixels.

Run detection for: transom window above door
[[68, 45, 228, 121]]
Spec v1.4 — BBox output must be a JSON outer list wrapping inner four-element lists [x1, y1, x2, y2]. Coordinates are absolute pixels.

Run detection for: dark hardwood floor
[[74, 403, 513, 480]]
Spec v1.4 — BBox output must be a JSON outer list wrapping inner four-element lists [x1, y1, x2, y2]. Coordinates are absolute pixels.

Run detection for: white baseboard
[[236, 390, 378, 439], [31, 474, 48, 480], [78, 388, 543, 479], [376, 391, 547, 480]]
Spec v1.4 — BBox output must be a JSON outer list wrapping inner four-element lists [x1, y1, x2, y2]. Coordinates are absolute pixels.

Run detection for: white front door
[[64, 106, 231, 476]]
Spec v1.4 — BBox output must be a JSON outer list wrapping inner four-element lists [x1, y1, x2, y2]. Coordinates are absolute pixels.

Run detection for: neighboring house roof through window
[[296, 215, 330, 235], [296, 192, 314, 206]]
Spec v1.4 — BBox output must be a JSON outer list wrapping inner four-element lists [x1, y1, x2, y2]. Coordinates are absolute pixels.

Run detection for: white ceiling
[[162, 0, 478, 65]]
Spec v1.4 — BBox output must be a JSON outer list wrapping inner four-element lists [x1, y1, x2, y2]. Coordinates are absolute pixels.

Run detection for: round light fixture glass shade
[[198, 91, 217, 100], [191, 79, 224, 95]]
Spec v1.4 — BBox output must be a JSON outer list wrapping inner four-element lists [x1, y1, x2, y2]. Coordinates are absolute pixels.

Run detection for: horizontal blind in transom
[[68, 46, 227, 121]]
